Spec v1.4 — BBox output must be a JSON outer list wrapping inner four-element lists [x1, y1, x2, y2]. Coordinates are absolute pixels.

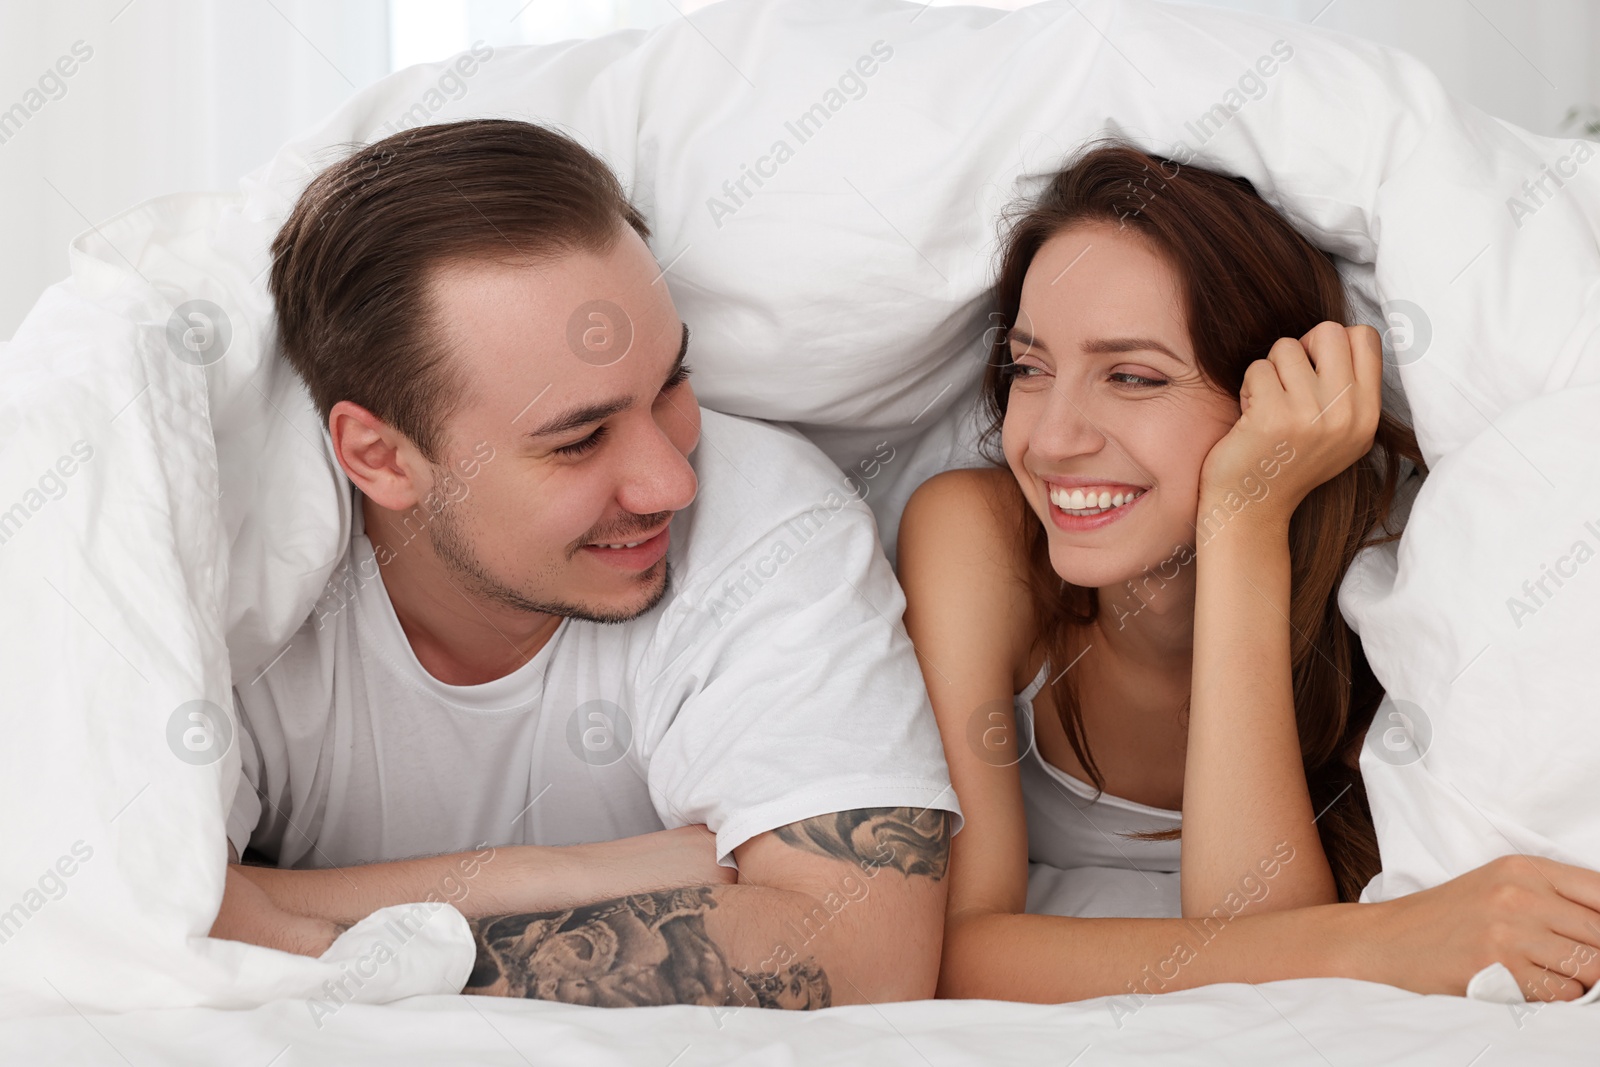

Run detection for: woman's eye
[[1109, 372, 1167, 387], [1007, 361, 1046, 380], [555, 425, 607, 456]]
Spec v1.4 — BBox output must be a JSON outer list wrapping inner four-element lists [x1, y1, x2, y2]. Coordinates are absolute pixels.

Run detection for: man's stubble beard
[[428, 497, 672, 625]]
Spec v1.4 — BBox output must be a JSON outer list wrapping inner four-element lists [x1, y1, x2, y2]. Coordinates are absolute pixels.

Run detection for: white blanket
[[2, 0, 1598, 1036]]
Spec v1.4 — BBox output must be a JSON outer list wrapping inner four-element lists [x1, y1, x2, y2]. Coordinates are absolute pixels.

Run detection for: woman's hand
[[1353, 855, 1600, 1000], [1198, 321, 1383, 528]]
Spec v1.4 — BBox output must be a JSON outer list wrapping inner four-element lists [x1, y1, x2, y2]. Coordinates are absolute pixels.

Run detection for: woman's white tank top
[[1015, 663, 1184, 918]]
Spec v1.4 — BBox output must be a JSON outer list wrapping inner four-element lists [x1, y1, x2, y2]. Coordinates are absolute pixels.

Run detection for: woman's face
[[1001, 220, 1240, 592]]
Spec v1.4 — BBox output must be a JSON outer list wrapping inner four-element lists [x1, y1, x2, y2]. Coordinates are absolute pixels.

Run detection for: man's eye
[[555, 425, 607, 456], [1109, 372, 1167, 387], [660, 363, 693, 393]]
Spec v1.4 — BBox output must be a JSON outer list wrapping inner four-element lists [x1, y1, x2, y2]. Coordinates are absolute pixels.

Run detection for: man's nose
[[616, 419, 697, 517]]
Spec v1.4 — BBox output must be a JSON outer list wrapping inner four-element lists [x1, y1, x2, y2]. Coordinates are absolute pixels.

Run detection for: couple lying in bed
[[214, 118, 1600, 1009]]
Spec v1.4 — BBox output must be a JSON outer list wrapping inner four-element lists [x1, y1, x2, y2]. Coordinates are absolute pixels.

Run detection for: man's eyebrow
[[1008, 328, 1179, 361], [525, 322, 690, 439]]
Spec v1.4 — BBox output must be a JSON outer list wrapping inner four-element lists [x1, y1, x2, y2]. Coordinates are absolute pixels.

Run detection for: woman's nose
[[1032, 381, 1109, 460]]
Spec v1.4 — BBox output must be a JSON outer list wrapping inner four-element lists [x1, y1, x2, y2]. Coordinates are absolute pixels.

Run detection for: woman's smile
[[1041, 477, 1150, 530]]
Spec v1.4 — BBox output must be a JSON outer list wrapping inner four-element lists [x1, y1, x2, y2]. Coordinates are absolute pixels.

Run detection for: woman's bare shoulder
[[901, 466, 1028, 550], [898, 465, 1035, 663]]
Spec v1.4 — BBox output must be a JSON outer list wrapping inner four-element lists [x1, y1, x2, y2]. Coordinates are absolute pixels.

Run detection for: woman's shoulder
[[900, 465, 1027, 551], [897, 465, 1036, 665]]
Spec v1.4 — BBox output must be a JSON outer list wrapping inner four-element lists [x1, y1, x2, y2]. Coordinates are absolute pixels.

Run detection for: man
[[211, 119, 961, 1010]]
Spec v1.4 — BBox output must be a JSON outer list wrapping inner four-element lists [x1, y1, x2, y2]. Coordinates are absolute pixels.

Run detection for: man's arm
[[214, 825, 737, 954], [212, 857, 350, 956], [462, 806, 952, 1008]]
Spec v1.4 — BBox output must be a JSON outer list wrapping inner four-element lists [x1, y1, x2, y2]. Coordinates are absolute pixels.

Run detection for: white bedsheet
[[6, 980, 1600, 1065]]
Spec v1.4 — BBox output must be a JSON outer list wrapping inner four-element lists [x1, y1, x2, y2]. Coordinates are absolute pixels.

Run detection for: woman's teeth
[[1048, 486, 1146, 516]]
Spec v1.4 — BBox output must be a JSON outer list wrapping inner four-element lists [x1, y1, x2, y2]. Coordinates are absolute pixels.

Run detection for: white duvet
[[3, 0, 1599, 1054]]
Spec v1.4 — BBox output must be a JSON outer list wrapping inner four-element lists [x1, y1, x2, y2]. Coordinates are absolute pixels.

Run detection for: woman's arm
[[1182, 323, 1385, 915], [898, 467, 1055, 979], [1184, 507, 1335, 913], [901, 464, 1600, 1004], [895, 468, 1338, 1001], [945, 854, 1600, 1004]]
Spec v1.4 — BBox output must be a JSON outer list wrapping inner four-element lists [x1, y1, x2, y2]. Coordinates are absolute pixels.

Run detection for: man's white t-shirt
[[228, 408, 960, 870]]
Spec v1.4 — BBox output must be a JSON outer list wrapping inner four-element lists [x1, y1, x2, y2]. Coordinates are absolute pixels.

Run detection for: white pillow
[[3, 0, 1597, 1014]]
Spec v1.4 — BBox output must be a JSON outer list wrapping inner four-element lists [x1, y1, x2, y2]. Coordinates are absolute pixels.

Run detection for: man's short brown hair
[[269, 119, 650, 461]]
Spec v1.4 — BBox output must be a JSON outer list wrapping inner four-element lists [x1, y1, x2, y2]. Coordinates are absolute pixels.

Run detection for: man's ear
[[329, 400, 426, 512]]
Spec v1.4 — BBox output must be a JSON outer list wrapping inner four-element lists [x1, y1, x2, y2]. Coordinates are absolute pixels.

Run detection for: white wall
[[2, 0, 1597, 340], [0, 0, 389, 341], [1181, 0, 1600, 137]]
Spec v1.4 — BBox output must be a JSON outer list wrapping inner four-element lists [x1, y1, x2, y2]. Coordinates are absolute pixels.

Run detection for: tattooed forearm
[[463, 886, 831, 1009], [774, 807, 951, 881], [460, 811, 945, 1006], [736, 958, 830, 1008]]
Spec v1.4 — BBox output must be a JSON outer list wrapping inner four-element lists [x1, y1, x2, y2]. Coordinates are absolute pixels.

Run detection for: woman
[[900, 142, 1600, 1003]]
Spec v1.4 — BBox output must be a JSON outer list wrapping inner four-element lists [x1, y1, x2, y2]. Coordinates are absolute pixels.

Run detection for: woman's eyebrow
[[1007, 327, 1047, 353], [1080, 337, 1182, 360], [1008, 329, 1181, 362]]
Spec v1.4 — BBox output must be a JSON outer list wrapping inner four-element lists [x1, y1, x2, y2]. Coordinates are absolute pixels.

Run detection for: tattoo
[[774, 807, 951, 881], [463, 886, 831, 1009], [735, 958, 830, 1009]]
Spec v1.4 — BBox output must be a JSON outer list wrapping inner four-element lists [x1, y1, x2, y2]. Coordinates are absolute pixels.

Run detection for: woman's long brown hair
[[980, 142, 1426, 903]]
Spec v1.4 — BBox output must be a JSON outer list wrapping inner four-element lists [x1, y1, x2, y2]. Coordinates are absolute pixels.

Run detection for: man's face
[[415, 227, 700, 623]]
